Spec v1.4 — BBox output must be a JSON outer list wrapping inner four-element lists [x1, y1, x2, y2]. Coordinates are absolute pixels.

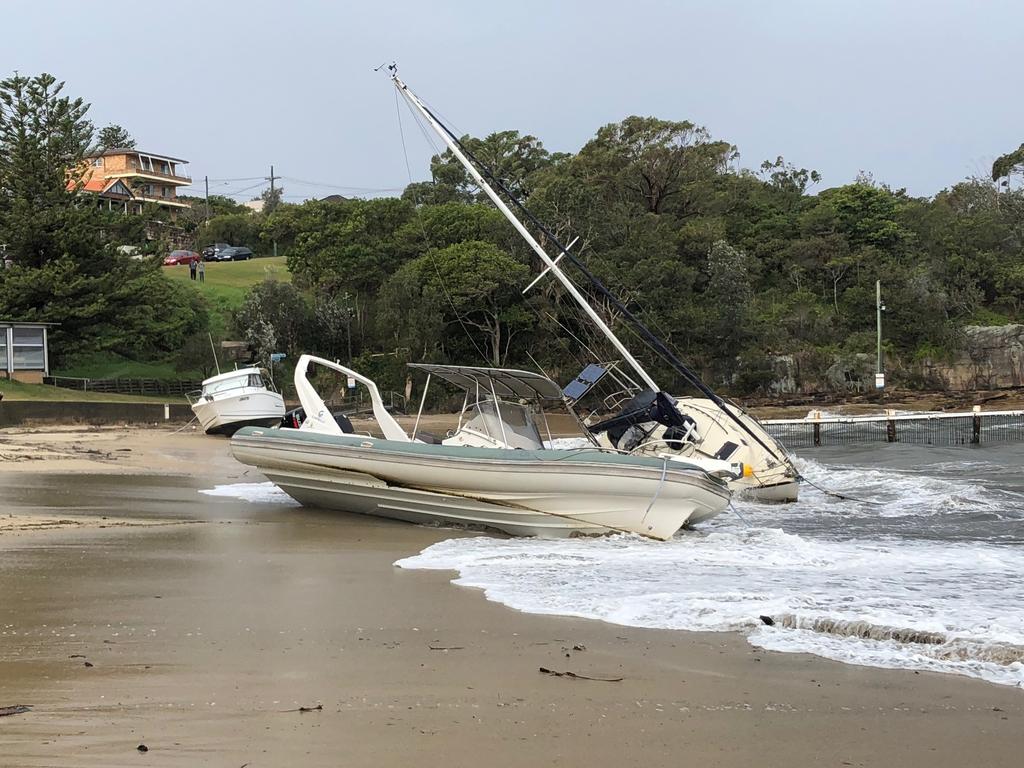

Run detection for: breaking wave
[[398, 445, 1024, 688]]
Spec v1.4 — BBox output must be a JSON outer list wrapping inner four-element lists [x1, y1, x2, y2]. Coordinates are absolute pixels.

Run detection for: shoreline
[[0, 428, 1021, 765]]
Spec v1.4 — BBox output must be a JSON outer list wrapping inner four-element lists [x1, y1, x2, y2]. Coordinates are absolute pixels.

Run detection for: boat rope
[[728, 500, 752, 527], [169, 414, 199, 434], [795, 473, 882, 505], [641, 456, 670, 525]]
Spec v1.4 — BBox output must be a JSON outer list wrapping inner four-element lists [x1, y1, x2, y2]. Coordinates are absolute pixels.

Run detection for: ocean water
[[396, 444, 1024, 688]]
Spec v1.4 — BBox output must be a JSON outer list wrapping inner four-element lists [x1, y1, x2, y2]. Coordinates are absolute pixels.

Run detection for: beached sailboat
[[389, 69, 800, 501], [188, 367, 286, 436], [230, 354, 741, 539]]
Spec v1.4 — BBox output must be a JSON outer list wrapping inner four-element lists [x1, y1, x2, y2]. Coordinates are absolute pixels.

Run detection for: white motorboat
[[229, 355, 743, 539], [390, 69, 800, 502], [188, 367, 286, 435]]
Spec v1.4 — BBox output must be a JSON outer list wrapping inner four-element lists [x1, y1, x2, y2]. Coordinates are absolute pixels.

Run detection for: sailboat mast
[[392, 74, 660, 392]]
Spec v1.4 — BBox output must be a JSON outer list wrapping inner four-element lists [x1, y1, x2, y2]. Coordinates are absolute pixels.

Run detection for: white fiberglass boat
[[230, 355, 743, 540], [188, 367, 286, 436]]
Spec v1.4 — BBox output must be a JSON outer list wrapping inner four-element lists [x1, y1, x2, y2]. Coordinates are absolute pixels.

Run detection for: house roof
[[85, 148, 189, 163], [70, 177, 135, 197], [0, 320, 59, 327]]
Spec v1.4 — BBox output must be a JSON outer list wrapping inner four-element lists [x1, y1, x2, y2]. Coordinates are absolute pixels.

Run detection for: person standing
[[197, 259, 205, 283], [189, 258, 197, 281]]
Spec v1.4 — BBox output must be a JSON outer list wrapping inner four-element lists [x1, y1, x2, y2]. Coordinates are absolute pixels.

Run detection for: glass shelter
[[0, 321, 55, 383]]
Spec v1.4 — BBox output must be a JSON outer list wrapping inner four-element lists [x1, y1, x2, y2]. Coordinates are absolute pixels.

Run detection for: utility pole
[[204, 175, 210, 222], [875, 279, 885, 390], [266, 164, 278, 257]]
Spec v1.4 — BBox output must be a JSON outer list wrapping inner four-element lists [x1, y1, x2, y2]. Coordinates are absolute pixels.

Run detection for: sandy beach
[[0, 428, 1021, 767]]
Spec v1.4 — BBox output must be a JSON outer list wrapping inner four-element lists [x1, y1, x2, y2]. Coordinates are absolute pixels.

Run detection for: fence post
[[886, 409, 897, 443], [972, 405, 981, 445], [810, 409, 822, 447]]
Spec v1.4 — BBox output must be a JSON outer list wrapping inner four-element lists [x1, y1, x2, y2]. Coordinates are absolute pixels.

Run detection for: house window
[[12, 327, 44, 370], [0, 338, 8, 371], [92, 157, 103, 167], [162, 186, 170, 197]]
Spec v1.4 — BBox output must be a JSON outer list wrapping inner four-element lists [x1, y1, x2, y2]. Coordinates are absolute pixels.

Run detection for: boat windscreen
[[203, 373, 263, 396], [462, 401, 544, 449]]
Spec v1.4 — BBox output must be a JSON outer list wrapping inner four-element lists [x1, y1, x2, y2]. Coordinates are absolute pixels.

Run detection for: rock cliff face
[[924, 325, 1024, 390]]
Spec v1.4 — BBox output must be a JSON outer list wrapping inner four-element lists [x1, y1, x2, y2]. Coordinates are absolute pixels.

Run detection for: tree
[[758, 156, 821, 196], [0, 73, 97, 269], [576, 116, 736, 216], [385, 241, 531, 367], [425, 130, 554, 203], [233, 280, 312, 361], [703, 240, 754, 373], [260, 185, 284, 215], [96, 123, 134, 150], [992, 143, 1024, 185], [196, 213, 260, 250]]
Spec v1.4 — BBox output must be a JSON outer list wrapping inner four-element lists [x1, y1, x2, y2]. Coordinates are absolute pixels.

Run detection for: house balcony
[[108, 168, 192, 185]]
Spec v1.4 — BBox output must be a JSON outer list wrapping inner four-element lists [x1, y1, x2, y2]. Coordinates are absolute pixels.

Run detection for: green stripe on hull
[[234, 426, 712, 473]]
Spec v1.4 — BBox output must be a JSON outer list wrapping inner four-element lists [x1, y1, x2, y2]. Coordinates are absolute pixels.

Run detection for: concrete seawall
[[0, 401, 194, 427]]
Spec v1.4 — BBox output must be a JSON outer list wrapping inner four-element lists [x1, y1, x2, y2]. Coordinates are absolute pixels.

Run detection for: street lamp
[[875, 279, 885, 390]]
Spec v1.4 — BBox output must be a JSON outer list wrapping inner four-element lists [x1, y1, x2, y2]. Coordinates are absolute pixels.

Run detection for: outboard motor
[[281, 407, 354, 433], [589, 390, 700, 452]]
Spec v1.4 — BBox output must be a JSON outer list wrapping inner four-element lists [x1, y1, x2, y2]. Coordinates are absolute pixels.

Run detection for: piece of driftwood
[[428, 645, 465, 651], [538, 667, 622, 682], [0, 705, 32, 717], [280, 704, 323, 713]]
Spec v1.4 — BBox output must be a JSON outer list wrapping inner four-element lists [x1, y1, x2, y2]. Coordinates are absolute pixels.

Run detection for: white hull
[[192, 390, 286, 435], [676, 398, 799, 502], [231, 430, 731, 540], [602, 397, 800, 502]]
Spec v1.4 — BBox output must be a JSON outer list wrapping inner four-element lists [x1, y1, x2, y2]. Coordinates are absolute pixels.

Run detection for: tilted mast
[[391, 71, 659, 392], [391, 68, 792, 465]]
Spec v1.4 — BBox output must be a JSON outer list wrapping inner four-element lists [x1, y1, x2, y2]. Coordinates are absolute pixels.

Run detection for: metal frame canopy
[[408, 363, 564, 402]]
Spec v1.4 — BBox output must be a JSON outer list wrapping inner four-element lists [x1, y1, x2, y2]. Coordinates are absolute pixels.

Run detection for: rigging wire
[[405, 91, 789, 465], [394, 89, 490, 366]]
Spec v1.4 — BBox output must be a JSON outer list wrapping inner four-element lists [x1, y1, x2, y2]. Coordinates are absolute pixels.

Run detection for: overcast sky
[[5, 0, 1021, 201]]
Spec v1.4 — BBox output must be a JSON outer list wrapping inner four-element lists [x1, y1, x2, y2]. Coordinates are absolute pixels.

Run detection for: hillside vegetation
[[3, 71, 1024, 399]]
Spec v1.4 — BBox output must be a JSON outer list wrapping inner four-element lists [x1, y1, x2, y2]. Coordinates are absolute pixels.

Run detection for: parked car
[[163, 249, 202, 266], [210, 246, 254, 262], [201, 242, 230, 259]]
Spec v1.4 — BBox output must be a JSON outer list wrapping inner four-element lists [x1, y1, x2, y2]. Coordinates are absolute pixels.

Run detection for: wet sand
[[0, 430, 1021, 767]]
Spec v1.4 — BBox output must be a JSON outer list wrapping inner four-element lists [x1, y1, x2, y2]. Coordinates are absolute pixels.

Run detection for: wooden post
[[886, 409, 897, 443], [810, 409, 822, 447], [972, 405, 981, 445]]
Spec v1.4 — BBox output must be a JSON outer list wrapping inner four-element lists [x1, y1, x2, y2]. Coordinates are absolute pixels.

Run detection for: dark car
[[163, 249, 202, 266], [201, 242, 230, 259], [210, 246, 254, 262]]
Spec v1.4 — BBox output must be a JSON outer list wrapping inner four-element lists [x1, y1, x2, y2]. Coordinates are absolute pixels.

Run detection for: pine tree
[[0, 73, 98, 269]]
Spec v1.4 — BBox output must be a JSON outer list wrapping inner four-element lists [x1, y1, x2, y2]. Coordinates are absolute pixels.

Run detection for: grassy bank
[[163, 255, 291, 337], [0, 380, 187, 403]]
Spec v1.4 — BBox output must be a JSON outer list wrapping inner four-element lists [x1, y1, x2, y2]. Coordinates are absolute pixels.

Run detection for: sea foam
[[398, 450, 1024, 688], [199, 482, 298, 505]]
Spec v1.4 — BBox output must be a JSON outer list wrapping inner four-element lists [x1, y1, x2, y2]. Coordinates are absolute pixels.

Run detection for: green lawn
[[164, 255, 291, 301], [0, 379, 187, 403], [164, 255, 292, 337]]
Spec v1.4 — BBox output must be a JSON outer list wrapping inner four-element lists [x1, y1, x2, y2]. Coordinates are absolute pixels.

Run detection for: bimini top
[[408, 363, 564, 402]]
